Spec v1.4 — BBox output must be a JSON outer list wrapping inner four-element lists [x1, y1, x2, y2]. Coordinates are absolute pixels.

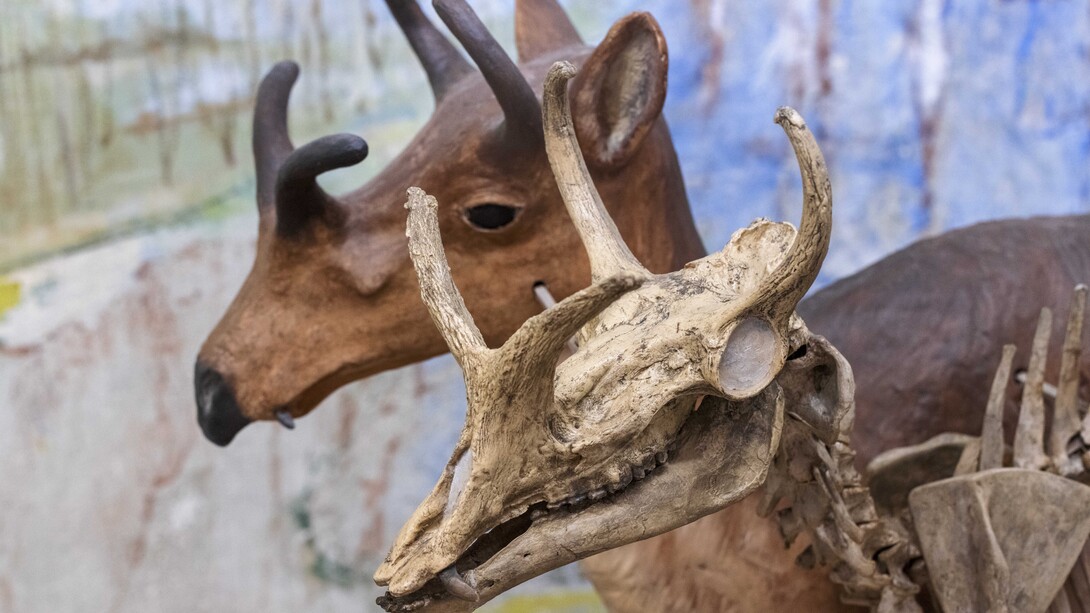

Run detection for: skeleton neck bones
[[375, 61, 842, 612]]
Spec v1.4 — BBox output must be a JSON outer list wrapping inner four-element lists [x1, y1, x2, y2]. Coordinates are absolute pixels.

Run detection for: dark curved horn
[[275, 134, 368, 234], [251, 61, 369, 235], [433, 0, 542, 143], [253, 61, 299, 210], [514, 0, 582, 62], [385, 0, 474, 102]]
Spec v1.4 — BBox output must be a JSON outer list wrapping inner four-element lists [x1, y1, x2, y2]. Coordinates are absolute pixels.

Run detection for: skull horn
[[761, 107, 833, 321], [541, 62, 648, 282], [405, 187, 488, 372], [433, 0, 542, 144], [251, 61, 369, 237], [385, 0, 474, 102], [980, 344, 1016, 470]]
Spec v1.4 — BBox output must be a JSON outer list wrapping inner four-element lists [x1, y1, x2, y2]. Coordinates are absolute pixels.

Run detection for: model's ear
[[570, 12, 668, 169]]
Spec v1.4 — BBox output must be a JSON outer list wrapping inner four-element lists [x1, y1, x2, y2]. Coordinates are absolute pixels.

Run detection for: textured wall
[[1, 0, 1088, 611]]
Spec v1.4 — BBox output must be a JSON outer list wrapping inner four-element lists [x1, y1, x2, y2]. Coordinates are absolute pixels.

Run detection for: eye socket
[[786, 344, 808, 361], [716, 317, 782, 399], [463, 203, 521, 231]]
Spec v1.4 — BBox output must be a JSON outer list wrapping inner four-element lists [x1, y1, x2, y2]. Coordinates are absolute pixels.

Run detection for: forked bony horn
[[405, 187, 488, 372], [542, 62, 648, 282]]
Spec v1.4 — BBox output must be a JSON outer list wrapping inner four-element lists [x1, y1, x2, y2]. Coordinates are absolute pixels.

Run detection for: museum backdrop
[[1, 0, 1088, 611]]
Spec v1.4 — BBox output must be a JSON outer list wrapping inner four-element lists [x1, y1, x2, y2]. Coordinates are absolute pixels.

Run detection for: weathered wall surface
[[0, 219, 593, 612], [1, 0, 1088, 611]]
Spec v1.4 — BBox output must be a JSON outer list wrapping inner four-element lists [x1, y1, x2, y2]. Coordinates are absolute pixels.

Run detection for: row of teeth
[[534, 450, 670, 517], [380, 596, 432, 612], [379, 447, 675, 612]]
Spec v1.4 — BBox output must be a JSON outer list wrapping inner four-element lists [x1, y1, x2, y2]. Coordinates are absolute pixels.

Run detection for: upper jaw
[[376, 389, 784, 612], [376, 376, 697, 597]]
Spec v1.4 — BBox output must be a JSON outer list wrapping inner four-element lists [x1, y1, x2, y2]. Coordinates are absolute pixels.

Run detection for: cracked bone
[[910, 470, 1090, 613]]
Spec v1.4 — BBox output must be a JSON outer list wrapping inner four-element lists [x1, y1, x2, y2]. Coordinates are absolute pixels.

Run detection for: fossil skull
[[375, 62, 840, 611]]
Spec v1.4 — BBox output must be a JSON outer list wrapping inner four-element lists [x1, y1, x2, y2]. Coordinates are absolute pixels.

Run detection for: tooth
[[568, 494, 587, 506], [656, 451, 668, 464], [531, 508, 547, 520], [438, 566, 479, 602], [589, 488, 607, 501], [275, 409, 295, 429], [617, 467, 633, 488]]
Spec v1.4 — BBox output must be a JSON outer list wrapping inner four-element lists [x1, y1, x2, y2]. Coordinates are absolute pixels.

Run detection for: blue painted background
[[587, 0, 1090, 286]]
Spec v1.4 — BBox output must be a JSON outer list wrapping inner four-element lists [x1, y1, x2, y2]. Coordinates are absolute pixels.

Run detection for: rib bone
[[1053, 285, 1087, 470], [980, 345, 1016, 471], [1013, 307, 1052, 470]]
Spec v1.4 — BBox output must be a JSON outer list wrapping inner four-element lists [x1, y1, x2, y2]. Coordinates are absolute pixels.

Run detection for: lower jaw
[[378, 446, 676, 611], [378, 390, 782, 612]]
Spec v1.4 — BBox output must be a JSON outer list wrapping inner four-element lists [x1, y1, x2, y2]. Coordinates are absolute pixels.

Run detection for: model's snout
[[195, 360, 252, 446]]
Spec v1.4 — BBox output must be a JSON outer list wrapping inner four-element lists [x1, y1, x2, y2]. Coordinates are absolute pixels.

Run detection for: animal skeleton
[[375, 61, 840, 612]]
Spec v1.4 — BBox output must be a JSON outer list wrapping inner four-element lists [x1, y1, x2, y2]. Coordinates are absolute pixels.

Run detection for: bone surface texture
[[375, 61, 837, 612]]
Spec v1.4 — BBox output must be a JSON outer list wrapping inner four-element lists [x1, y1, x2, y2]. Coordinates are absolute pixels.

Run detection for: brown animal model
[[194, 0, 701, 446], [195, 1, 1090, 611]]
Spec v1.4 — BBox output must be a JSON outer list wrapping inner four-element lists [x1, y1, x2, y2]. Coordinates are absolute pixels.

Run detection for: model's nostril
[[194, 360, 252, 447]]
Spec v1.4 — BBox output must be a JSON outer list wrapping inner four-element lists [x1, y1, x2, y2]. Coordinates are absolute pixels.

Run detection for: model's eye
[[463, 203, 520, 231]]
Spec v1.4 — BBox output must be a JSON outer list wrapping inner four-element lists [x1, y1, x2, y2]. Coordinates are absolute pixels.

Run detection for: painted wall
[[1, 0, 1088, 611]]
